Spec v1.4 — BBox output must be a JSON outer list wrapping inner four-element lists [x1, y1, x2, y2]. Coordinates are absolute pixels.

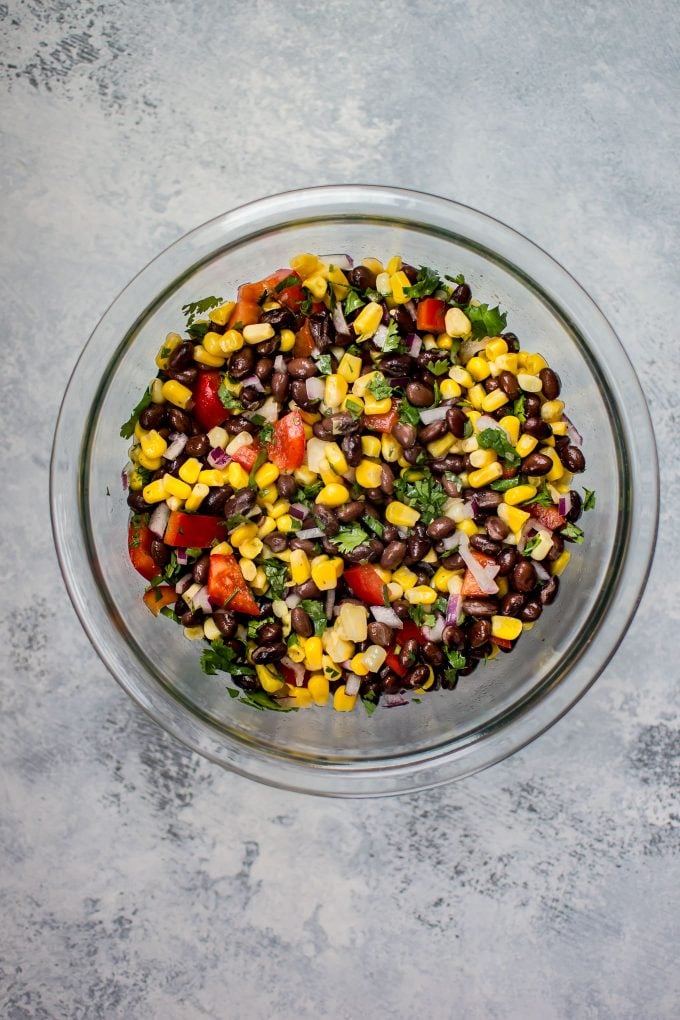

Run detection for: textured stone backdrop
[[1, 2, 677, 1018]]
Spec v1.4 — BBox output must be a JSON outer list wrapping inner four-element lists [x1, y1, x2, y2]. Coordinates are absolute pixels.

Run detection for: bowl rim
[[50, 184, 659, 797]]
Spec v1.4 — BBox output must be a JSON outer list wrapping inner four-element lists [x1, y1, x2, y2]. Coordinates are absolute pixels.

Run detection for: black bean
[[496, 548, 517, 576], [380, 541, 407, 570], [276, 474, 297, 500], [251, 642, 287, 664], [498, 370, 520, 400], [224, 414, 258, 435], [192, 555, 210, 585], [223, 488, 256, 519], [294, 579, 321, 599], [314, 505, 339, 536], [546, 533, 564, 562], [167, 408, 192, 433], [484, 377, 500, 394], [381, 671, 404, 695], [404, 535, 430, 564], [452, 282, 471, 304], [501, 592, 525, 617], [228, 348, 255, 379], [139, 404, 167, 430], [523, 416, 552, 440], [392, 422, 417, 449], [380, 353, 413, 376], [341, 434, 362, 467], [349, 265, 377, 291], [469, 619, 491, 648], [469, 534, 501, 556], [166, 365, 198, 387], [290, 379, 316, 409], [443, 624, 465, 648], [402, 664, 428, 689], [255, 338, 279, 357], [441, 476, 460, 498], [202, 486, 233, 515], [168, 341, 195, 371], [263, 533, 286, 553], [212, 609, 238, 638], [287, 357, 317, 379], [254, 357, 274, 383], [403, 445, 426, 465], [380, 464, 395, 495], [258, 622, 283, 644], [389, 600, 409, 622], [127, 491, 152, 512], [185, 434, 210, 458], [288, 538, 317, 555], [313, 419, 334, 440], [520, 599, 542, 622], [367, 622, 392, 647], [486, 516, 509, 541], [441, 552, 465, 571], [405, 381, 435, 406], [291, 607, 313, 638], [443, 406, 465, 439], [511, 559, 537, 592], [501, 331, 519, 352], [422, 641, 444, 666], [539, 368, 561, 399], [240, 385, 264, 410], [329, 412, 362, 436], [150, 539, 169, 567], [336, 500, 365, 523], [521, 452, 553, 476], [269, 370, 289, 403], [561, 445, 586, 473], [180, 608, 202, 628], [462, 598, 498, 617], [566, 491, 582, 523], [260, 306, 295, 330], [418, 419, 448, 444], [524, 394, 541, 417], [539, 576, 560, 605], [427, 516, 457, 540]]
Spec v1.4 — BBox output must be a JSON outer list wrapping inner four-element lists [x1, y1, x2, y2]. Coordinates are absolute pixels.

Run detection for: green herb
[[218, 379, 243, 411], [161, 551, 184, 584], [382, 584, 390, 607], [187, 321, 212, 341], [262, 559, 289, 599], [399, 399, 421, 427], [344, 290, 365, 316], [467, 303, 507, 340], [229, 688, 298, 712], [432, 380, 442, 407], [316, 354, 333, 376], [583, 488, 596, 511], [120, 387, 151, 439], [361, 694, 378, 717], [257, 421, 274, 445], [364, 516, 384, 539], [159, 606, 179, 623], [367, 375, 393, 401], [561, 522, 584, 544], [335, 524, 370, 555], [427, 358, 451, 377], [299, 599, 328, 637], [477, 427, 521, 467], [248, 447, 269, 489], [404, 265, 442, 299], [408, 604, 436, 628], [522, 535, 542, 557], [434, 595, 448, 615], [382, 320, 404, 354], [524, 482, 552, 507], [182, 295, 223, 327], [274, 274, 300, 292], [513, 395, 526, 423], [299, 291, 313, 316], [247, 616, 274, 640], [145, 574, 165, 591], [444, 273, 466, 286], [297, 479, 324, 505], [443, 647, 466, 686], [462, 419, 473, 439], [226, 512, 255, 529], [345, 343, 361, 357], [393, 469, 448, 524], [345, 398, 363, 418], [287, 633, 300, 648], [201, 640, 257, 678], [490, 476, 521, 492]]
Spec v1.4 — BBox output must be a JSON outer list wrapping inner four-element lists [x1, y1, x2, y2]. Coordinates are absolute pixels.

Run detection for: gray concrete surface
[[1, 2, 678, 1017]]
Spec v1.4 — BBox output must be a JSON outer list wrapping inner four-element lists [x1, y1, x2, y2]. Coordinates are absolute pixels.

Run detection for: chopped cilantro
[[382, 320, 404, 354], [524, 482, 552, 507], [443, 647, 466, 686], [367, 375, 393, 401], [583, 488, 596, 511], [444, 273, 466, 286], [522, 535, 542, 557], [393, 469, 448, 524], [404, 265, 442, 299], [462, 419, 473, 439], [258, 421, 274, 445], [159, 606, 179, 623], [561, 522, 584, 544], [408, 604, 436, 628], [316, 354, 333, 376], [467, 303, 507, 340], [186, 321, 212, 341], [399, 398, 421, 427], [201, 640, 256, 678], [274, 274, 300, 292], [299, 599, 328, 637], [490, 475, 521, 492], [218, 379, 243, 411], [231, 688, 297, 712], [335, 524, 370, 555], [427, 358, 451, 377], [344, 291, 365, 316], [297, 479, 323, 506], [364, 516, 384, 539], [513, 395, 526, 423], [361, 694, 378, 717], [120, 387, 151, 439], [299, 292, 313, 316], [345, 398, 363, 418], [182, 295, 223, 327], [477, 427, 521, 467], [262, 559, 288, 599]]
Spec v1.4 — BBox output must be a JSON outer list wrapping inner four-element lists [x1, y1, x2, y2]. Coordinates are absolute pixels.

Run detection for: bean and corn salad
[[122, 253, 594, 713]]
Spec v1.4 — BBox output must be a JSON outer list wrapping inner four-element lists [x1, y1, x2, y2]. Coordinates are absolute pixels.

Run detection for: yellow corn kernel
[[372, 567, 391, 585], [273, 514, 295, 534], [230, 522, 258, 547], [270, 499, 290, 520], [360, 435, 381, 458], [226, 462, 250, 490], [551, 420, 568, 436], [499, 415, 520, 445], [140, 429, 167, 460], [238, 558, 256, 583], [127, 469, 144, 491], [162, 474, 192, 501], [467, 383, 485, 410], [504, 484, 537, 506], [308, 673, 329, 706], [184, 483, 209, 512], [290, 549, 311, 585], [240, 538, 263, 560], [258, 486, 278, 506], [362, 256, 384, 275], [136, 452, 162, 472], [525, 353, 548, 375], [304, 636, 323, 671], [385, 254, 402, 275], [219, 329, 244, 354], [389, 270, 411, 304], [495, 576, 509, 599], [481, 388, 509, 413], [322, 373, 347, 409], [242, 323, 275, 345], [498, 502, 530, 532], [254, 462, 279, 490], [193, 344, 225, 368], [183, 624, 206, 641], [515, 433, 538, 458], [300, 412, 320, 428], [427, 434, 456, 459], [364, 393, 392, 415], [303, 273, 328, 299], [291, 252, 322, 277], [251, 567, 268, 594], [495, 353, 519, 374], [445, 307, 472, 338], [178, 457, 203, 485], [342, 395, 364, 417], [201, 616, 222, 643], [356, 460, 382, 489], [165, 496, 182, 512], [468, 462, 504, 488], [467, 356, 491, 381], [142, 479, 167, 504], [325, 443, 348, 476], [457, 518, 480, 537], [210, 541, 233, 556], [202, 331, 225, 357], [286, 642, 306, 664], [541, 446, 565, 482], [198, 469, 226, 487], [491, 615, 523, 641], [155, 331, 182, 370], [311, 559, 340, 592], [207, 301, 235, 327], [433, 567, 457, 593], [551, 550, 571, 576], [333, 685, 357, 712], [392, 565, 418, 590], [316, 481, 349, 508], [161, 379, 192, 409], [353, 302, 383, 337], [517, 372, 543, 393], [385, 501, 420, 527], [134, 420, 147, 443], [542, 436, 556, 448], [449, 365, 473, 389], [437, 333, 453, 351], [257, 516, 276, 539], [350, 653, 370, 676], [386, 581, 403, 600], [486, 337, 509, 359], [337, 352, 362, 383], [422, 333, 438, 350], [541, 399, 565, 422], [379, 434, 401, 463], [405, 585, 437, 606], [284, 685, 313, 707], [274, 327, 293, 352], [375, 271, 391, 297], [469, 448, 497, 469], [149, 378, 165, 405], [439, 378, 462, 400], [256, 664, 285, 694]]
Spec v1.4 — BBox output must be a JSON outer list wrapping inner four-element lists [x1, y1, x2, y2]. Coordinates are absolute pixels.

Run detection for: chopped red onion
[[305, 377, 325, 403], [207, 447, 231, 469], [192, 586, 213, 614], [457, 530, 499, 594], [445, 593, 462, 626], [325, 588, 336, 618], [405, 333, 422, 357], [121, 468, 129, 491], [297, 526, 324, 540], [175, 549, 189, 566], [370, 606, 404, 629], [322, 253, 353, 270], [441, 533, 461, 551], [423, 615, 445, 643], [345, 673, 362, 697], [564, 414, 583, 447], [372, 323, 389, 350], [469, 496, 480, 517], [558, 492, 572, 517], [332, 303, 349, 335], [163, 433, 188, 460], [384, 694, 409, 708], [419, 405, 448, 425], [289, 503, 308, 520], [175, 572, 193, 595], [534, 561, 551, 582], [403, 300, 417, 322], [273, 354, 286, 373], [241, 374, 264, 393], [148, 502, 170, 539], [281, 655, 305, 686]]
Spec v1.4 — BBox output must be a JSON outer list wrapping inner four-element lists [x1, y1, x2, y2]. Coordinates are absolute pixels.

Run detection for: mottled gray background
[[1, 1, 678, 1018]]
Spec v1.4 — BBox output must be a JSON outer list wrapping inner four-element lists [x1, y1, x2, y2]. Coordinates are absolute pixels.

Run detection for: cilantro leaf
[[364, 516, 384, 538], [444, 273, 466, 286], [522, 535, 542, 557], [404, 265, 442, 299], [274, 274, 301, 292], [361, 694, 378, 717], [316, 354, 333, 376], [399, 399, 421, 427], [201, 640, 256, 678], [231, 688, 297, 712], [583, 488, 596, 511], [393, 469, 447, 525], [297, 480, 324, 506], [524, 482, 553, 507], [513, 395, 526, 423], [344, 291, 365, 316], [427, 358, 451, 377], [382, 320, 404, 354], [120, 387, 151, 439], [446, 649, 466, 670], [258, 422, 274, 445], [477, 427, 521, 467], [182, 295, 223, 327], [299, 599, 328, 637], [367, 375, 393, 401], [218, 379, 243, 411], [335, 524, 370, 555], [262, 559, 288, 599], [467, 303, 507, 340], [345, 398, 364, 418], [490, 475, 521, 492], [561, 522, 584, 544]]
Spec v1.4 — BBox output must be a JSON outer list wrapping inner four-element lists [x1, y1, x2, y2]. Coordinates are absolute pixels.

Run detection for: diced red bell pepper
[[385, 648, 407, 677], [230, 443, 260, 471], [193, 370, 228, 431], [416, 297, 447, 333], [293, 320, 315, 357], [527, 503, 566, 531], [128, 517, 157, 581], [343, 564, 387, 605], [492, 636, 514, 651], [228, 299, 261, 330], [269, 410, 306, 470], [277, 283, 305, 312], [143, 585, 177, 616], [364, 400, 399, 434], [461, 551, 498, 597], [279, 661, 301, 686], [384, 622, 426, 678], [237, 280, 266, 303], [208, 554, 261, 616], [164, 512, 228, 548]]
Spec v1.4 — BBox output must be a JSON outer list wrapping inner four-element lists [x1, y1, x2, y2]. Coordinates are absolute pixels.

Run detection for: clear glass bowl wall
[[51, 187, 657, 795]]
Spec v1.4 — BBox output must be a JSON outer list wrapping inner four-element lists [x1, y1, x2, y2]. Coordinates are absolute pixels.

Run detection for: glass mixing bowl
[[50, 186, 658, 797]]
